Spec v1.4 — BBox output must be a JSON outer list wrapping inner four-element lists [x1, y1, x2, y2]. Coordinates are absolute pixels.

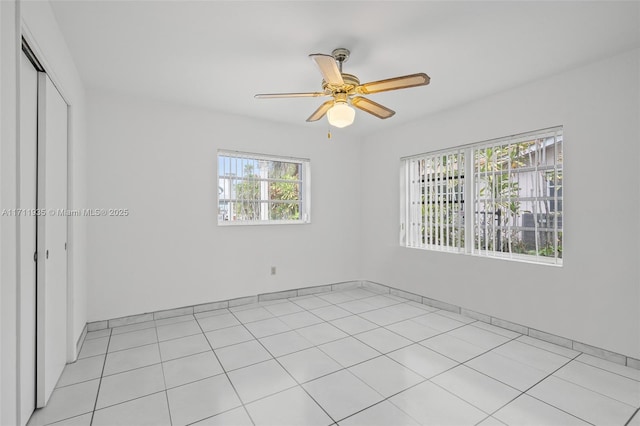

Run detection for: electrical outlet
[[270, 266, 276, 275]]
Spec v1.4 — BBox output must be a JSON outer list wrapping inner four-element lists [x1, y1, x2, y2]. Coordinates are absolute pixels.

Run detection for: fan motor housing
[[322, 73, 360, 94]]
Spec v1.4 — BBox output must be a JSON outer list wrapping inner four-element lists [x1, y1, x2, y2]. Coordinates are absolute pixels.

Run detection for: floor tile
[[31, 290, 640, 426], [318, 291, 358, 304], [197, 312, 241, 332], [278, 347, 342, 383], [472, 321, 522, 339], [297, 322, 348, 346], [156, 319, 202, 341], [435, 310, 476, 324], [516, 335, 580, 358], [431, 365, 520, 413], [205, 325, 254, 349], [554, 360, 640, 406], [405, 300, 438, 313], [96, 364, 165, 409], [330, 315, 378, 335], [244, 317, 292, 338], [354, 327, 412, 353], [279, 310, 324, 329], [411, 312, 466, 333], [360, 295, 402, 309], [167, 374, 242, 426], [158, 333, 211, 361], [215, 339, 272, 371], [466, 351, 549, 391], [475, 416, 507, 426], [447, 325, 511, 350], [387, 343, 458, 379], [263, 301, 304, 316], [385, 319, 441, 342], [493, 394, 590, 426], [389, 381, 486, 426], [163, 351, 223, 388], [310, 305, 352, 321], [103, 343, 161, 376], [46, 413, 92, 426], [358, 306, 411, 326], [259, 330, 314, 357], [337, 299, 377, 314], [108, 327, 158, 352], [85, 329, 111, 340], [92, 391, 171, 426], [27, 379, 99, 426], [111, 321, 156, 335], [628, 410, 640, 426], [78, 337, 109, 359], [194, 308, 231, 319], [319, 337, 380, 368], [227, 359, 297, 403], [192, 407, 253, 425], [527, 375, 636, 425], [492, 340, 570, 373], [303, 370, 384, 421], [233, 307, 274, 323], [576, 353, 640, 381], [246, 386, 333, 426], [338, 400, 419, 426], [154, 314, 194, 327], [291, 295, 332, 310], [348, 356, 423, 397], [56, 355, 105, 388], [421, 333, 488, 362], [342, 288, 378, 299]]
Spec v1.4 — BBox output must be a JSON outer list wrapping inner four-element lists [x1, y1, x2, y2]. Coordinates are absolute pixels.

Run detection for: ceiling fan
[[255, 48, 430, 128]]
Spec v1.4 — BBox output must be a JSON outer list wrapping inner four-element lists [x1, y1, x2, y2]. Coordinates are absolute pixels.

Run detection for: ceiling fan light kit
[[255, 47, 430, 129]]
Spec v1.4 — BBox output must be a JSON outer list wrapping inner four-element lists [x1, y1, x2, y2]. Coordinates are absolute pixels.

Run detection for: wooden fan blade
[[357, 73, 430, 94], [306, 100, 334, 122], [255, 92, 327, 99], [351, 96, 396, 119], [309, 54, 344, 85]]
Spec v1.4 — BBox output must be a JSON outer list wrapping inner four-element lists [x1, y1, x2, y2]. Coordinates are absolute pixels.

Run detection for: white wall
[[1, 1, 87, 424], [360, 49, 640, 359], [86, 91, 362, 321]]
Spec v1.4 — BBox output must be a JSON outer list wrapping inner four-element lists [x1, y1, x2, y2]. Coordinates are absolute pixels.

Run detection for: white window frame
[[401, 126, 563, 266], [217, 150, 311, 225]]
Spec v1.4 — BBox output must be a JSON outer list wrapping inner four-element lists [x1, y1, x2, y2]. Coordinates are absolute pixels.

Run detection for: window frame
[[217, 150, 311, 226], [400, 126, 563, 266]]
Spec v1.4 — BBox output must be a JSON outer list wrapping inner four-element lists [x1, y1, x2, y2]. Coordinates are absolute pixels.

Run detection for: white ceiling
[[49, 1, 639, 135]]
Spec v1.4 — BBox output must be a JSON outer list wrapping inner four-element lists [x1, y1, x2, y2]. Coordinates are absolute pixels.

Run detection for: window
[[401, 127, 563, 265], [218, 151, 310, 225]]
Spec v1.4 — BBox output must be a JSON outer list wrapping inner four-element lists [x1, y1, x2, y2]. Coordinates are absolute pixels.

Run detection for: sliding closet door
[[19, 51, 38, 423], [36, 73, 68, 407]]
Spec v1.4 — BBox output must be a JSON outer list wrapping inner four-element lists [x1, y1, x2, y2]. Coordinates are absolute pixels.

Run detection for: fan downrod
[[331, 48, 350, 71]]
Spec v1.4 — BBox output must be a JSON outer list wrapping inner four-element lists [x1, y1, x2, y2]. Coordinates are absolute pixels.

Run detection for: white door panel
[[36, 73, 68, 408], [19, 51, 38, 425]]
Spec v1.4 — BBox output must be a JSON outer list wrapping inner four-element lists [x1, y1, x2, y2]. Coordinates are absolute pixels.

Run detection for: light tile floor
[[28, 288, 640, 426]]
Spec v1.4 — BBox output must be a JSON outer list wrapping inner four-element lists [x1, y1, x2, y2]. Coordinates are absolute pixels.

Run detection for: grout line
[[573, 356, 640, 383], [225, 308, 336, 424], [78, 286, 636, 426], [227, 299, 339, 424], [193, 311, 257, 426], [624, 407, 640, 426], [89, 327, 112, 425], [153, 325, 174, 426]]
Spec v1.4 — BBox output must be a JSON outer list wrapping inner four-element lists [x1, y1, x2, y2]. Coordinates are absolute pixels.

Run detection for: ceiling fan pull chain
[[327, 124, 332, 139]]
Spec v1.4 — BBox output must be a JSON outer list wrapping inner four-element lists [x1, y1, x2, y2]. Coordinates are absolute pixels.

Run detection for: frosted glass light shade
[[327, 101, 355, 128]]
